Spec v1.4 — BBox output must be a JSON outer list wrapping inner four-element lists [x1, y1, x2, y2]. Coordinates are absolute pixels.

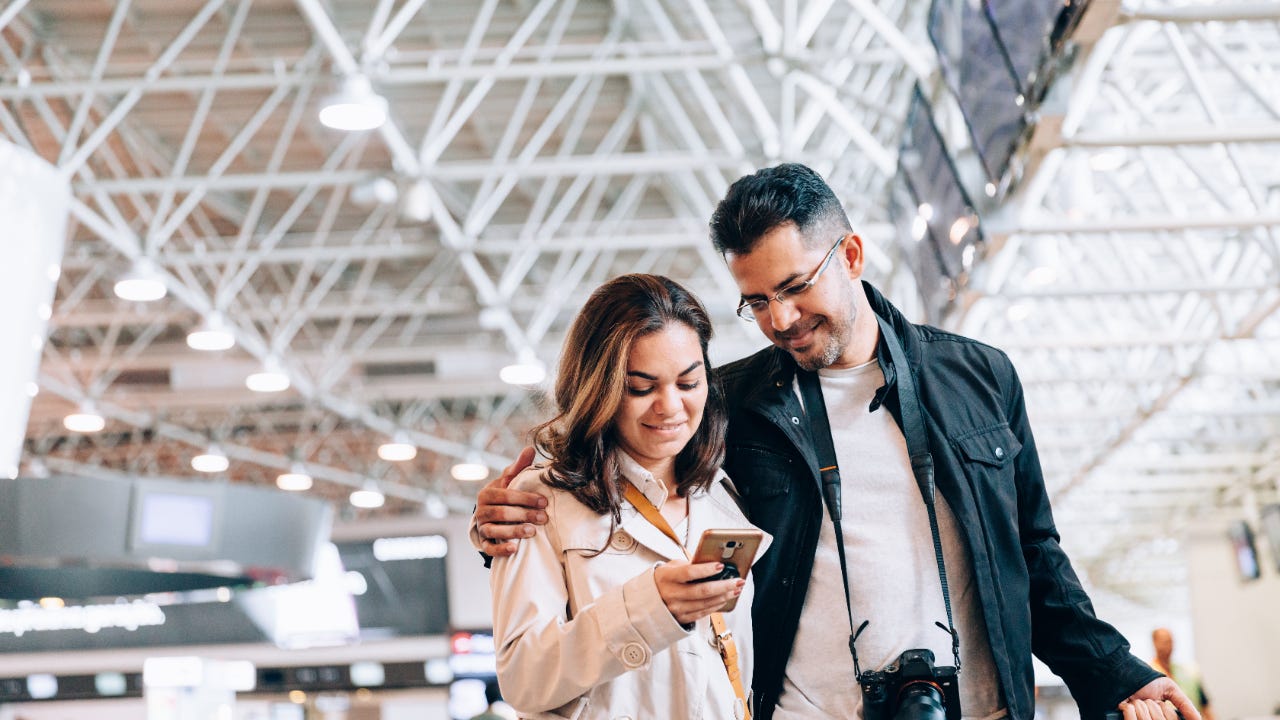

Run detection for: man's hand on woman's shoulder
[[474, 446, 546, 557]]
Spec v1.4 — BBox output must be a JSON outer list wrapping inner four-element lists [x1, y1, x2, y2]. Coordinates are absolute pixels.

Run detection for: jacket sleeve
[[490, 489, 692, 713], [1004, 359, 1161, 717]]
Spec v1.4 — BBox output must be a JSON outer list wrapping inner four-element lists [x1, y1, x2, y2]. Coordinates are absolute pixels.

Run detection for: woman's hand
[[654, 559, 745, 625]]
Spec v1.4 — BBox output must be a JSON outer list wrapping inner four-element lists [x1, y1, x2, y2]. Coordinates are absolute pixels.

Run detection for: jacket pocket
[[949, 424, 1022, 518], [726, 445, 793, 500], [562, 522, 629, 556], [951, 424, 1022, 468]]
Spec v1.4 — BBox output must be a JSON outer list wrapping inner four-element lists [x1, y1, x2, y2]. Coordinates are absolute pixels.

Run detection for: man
[[475, 164, 1197, 720], [1150, 628, 1215, 720]]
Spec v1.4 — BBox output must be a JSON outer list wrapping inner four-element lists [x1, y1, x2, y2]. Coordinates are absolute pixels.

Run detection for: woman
[[490, 274, 768, 720]]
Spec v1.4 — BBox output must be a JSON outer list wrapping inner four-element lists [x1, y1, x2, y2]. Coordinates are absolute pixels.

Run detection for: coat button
[[621, 642, 647, 668], [791, 416, 800, 425], [610, 531, 635, 551], [994, 446, 1004, 459]]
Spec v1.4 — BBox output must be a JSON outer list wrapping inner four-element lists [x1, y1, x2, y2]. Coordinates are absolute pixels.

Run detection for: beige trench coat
[[489, 452, 770, 720]]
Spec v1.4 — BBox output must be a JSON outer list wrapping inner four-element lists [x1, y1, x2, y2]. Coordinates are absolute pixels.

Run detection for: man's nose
[[767, 298, 799, 331]]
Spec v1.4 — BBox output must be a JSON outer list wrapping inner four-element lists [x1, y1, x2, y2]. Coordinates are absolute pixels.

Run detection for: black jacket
[[719, 282, 1159, 719]]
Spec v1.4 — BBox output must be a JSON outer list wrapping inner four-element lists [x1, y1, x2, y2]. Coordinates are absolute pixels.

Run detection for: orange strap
[[622, 483, 752, 720]]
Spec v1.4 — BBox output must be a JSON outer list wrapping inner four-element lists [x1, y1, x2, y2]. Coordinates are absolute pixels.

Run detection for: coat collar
[[616, 449, 688, 560], [616, 450, 755, 561]]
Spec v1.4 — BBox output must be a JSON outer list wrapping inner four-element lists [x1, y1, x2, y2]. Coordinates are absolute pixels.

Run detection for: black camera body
[[859, 649, 961, 720]]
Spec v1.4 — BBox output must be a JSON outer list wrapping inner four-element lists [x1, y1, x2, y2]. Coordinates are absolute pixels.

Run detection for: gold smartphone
[[690, 528, 764, 612]]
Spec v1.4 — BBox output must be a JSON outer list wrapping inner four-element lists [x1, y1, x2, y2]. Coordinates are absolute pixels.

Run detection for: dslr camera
[[859, 648, 960, 720]]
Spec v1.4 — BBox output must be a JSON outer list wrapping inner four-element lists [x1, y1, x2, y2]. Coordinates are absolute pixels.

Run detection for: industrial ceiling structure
[[2, 0, 1278, 620]]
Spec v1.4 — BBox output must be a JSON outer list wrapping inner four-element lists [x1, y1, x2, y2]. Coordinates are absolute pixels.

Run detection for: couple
[[477, 164, 1199, 720]]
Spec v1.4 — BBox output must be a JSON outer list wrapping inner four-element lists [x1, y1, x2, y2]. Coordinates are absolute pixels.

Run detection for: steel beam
[[1124, 3, 1280, 22], [75, 152, 751, 193]]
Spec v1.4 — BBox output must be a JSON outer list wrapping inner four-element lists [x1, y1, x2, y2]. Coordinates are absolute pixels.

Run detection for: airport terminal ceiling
[[2, 0, 1278, 621]]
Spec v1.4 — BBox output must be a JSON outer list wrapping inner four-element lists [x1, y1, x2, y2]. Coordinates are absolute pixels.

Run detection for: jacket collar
[[736, 281, 920, 410], [863, 280, 921, 368], [616, 450, 743, 561]]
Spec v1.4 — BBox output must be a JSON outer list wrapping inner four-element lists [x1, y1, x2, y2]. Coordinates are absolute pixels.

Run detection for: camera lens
[[892, 681, 945, 720]]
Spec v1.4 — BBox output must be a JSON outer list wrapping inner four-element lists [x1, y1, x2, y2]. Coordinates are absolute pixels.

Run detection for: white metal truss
[[2, 0, 1276, 618], [954, 3, 1280, 612]]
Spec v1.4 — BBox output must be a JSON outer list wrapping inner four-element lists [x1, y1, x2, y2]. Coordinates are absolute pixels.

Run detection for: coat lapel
[[619, 504, 687, 561], [614, 454, 773, 562]]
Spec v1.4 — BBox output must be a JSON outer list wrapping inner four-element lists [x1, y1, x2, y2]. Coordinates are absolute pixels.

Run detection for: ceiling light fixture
[[276, 462, 313, 491], [63, 406, 106, 433], [1026, 266, 1058, 286], [246, 357, 290, 393], [401, 180, 433, 222], [1088, 150, 1126, 172], [1006, 303, 1032, 322], [424, 495, 448, 518], [948, 216, 974, 245], [186, 312, 236, 351], [318, 76, 388, 132], [350, 176, 398, 207], [377, 433, 417, 462], [349, 482, 385, 509], [192, 445, 230, 473], [113, 257, 167, 302], [450, 457, 488, 482], [500, 349, 546, 386]]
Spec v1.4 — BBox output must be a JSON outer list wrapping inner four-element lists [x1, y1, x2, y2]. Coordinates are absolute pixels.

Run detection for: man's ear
[[843, 233, 865, 278]]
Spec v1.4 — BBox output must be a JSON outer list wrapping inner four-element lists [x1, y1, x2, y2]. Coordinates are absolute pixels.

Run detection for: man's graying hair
[[709, 163, 853, 255]]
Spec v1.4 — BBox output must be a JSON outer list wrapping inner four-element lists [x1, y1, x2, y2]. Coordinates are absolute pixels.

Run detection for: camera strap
[[795, 312, 961, 673], [622, 482, 752, 720]]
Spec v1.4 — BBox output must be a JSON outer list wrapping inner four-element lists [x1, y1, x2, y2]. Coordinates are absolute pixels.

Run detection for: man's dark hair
[[709, 162, 852, 254]]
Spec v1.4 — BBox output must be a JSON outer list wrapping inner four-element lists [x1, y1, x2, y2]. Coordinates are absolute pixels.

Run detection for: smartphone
[[690, 528, 764, 612]]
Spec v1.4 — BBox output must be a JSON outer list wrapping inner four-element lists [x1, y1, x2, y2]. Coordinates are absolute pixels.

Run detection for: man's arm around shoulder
[[469, 447, 545, 563]]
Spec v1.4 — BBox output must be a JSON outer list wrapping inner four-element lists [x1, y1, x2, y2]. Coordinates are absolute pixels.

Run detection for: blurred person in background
[[1150, 627, 1216, 720]]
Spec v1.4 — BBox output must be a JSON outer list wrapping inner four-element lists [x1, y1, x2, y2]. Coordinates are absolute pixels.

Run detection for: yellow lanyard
[[622, 482, 752, 720]]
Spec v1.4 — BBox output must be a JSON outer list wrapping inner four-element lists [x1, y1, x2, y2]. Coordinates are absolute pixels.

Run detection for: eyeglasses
[[736, 235, 846, 320]]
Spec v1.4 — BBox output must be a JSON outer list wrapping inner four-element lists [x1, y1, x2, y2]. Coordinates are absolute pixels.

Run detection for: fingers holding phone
[[690, 529, 764, 612], [655, 559, 744, 625]]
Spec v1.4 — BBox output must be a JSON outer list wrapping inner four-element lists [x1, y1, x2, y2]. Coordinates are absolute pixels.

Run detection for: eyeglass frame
[[735, 234, 847, 320]]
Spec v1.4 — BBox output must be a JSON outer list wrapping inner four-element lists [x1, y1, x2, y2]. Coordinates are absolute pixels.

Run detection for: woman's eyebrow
[[626, 361, 703, 380]]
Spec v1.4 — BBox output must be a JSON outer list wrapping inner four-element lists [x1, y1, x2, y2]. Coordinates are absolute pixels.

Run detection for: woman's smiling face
[[612, 322, 708, 479]]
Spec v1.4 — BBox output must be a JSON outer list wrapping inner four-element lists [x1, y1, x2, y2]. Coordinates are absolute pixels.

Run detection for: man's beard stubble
[[783, 300, 856, 372]]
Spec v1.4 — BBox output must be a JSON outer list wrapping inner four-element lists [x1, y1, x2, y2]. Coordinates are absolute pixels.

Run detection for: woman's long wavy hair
[[533, 274, 727, 522]]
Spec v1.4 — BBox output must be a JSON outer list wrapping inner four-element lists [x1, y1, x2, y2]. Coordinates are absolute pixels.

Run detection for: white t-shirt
[[773, 360, 1006, 720]]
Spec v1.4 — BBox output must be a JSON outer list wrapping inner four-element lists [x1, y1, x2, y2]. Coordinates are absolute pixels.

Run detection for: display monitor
[[334, 537, 450, 638], [136, 493, 215, 547], [891, 85, 984, 321], [1227, 519, 1261, 581], [927, 0, 1025, 183], [1259, 504, 1280, 574], [985, 0, 1084, 93], [128, 481, 224, 558]]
